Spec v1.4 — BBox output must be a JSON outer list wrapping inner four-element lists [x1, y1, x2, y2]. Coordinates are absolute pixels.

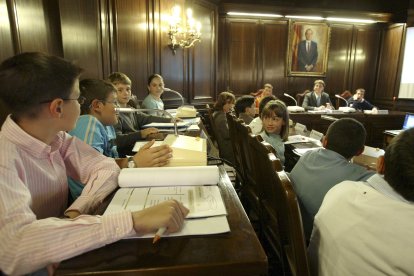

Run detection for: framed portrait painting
[[287, 21, 331, 77]]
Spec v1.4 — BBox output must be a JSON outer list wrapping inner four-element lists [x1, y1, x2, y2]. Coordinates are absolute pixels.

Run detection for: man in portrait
[[297, 28, 318, 72]]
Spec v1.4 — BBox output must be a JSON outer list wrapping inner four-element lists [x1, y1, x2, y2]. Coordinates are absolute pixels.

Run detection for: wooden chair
[[206, 104, 219, 146], [248, 135, 310, 276], [335, 90, 353, 109], [233, 120, 264, 236], [296, 90, 310, 107], [226, 112, 245, 189]]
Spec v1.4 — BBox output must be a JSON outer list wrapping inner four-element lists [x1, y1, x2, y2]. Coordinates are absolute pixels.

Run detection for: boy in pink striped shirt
[[0, 52, 188, 275]]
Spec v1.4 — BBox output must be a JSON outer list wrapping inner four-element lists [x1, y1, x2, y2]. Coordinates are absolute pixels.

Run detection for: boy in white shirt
[[0, 52, 188, 274]]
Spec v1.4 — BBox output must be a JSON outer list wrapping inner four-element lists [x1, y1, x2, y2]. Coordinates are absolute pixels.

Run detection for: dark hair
[[147, 74, 163, 86], [384, 128, 414, 202], [214, 91, 235, 111], [79, 79, 116, 115], [107, 72, 131, 86], [258, 95, 277, 115], [0, 52, 82, 119], [260, 100, 289, 141], [235, 95, 255, 116], [325, 118, 366, 159]]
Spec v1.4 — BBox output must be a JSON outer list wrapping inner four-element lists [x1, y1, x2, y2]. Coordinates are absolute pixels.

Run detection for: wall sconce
[[168, 5, 201, 55]]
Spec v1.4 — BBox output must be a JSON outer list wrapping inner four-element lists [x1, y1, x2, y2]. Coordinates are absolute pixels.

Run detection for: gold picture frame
[[287, 21, 331, 77]]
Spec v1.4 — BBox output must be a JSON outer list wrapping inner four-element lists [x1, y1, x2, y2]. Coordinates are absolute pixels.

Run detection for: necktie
[[307, 42, 310, 52], [316, 96, 320, 106]]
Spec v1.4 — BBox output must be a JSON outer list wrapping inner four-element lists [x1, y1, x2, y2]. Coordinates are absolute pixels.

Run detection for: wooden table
[[290, 111, 405, 148], [56, 166, 268, 275]]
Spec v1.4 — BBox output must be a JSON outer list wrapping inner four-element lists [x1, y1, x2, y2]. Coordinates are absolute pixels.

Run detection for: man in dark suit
[[302, 79, 333, 111], [297, 28, 318, 72]]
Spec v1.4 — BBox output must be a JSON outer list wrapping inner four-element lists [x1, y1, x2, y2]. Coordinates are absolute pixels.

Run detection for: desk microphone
[[284, 93, 299, 106], [335, 95, 356, 113], [335, 94, 349, 107], [115, 107, 179, 136], [283, 93, 305, 112], [163, 88, 185, 107]]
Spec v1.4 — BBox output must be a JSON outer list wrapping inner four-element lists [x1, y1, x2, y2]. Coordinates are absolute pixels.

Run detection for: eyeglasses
[[98, 99, 119, 107], [39, 96, 86, 105]]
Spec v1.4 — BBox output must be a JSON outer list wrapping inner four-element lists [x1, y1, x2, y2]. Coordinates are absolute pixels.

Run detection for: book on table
[[133, 134, 207, 167], [104, 165, 230, 238]]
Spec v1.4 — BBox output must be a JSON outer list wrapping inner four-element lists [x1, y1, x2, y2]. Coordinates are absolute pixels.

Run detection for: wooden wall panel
[[113, 0, 150, 99], [375, 24, 405, 101], [0, 0, 14, 61], [228, 19, 259, 95], [157, 0, 186, 104], [261, 20, 288, 98], [190, 0, 217, 104], [14, 0, 62, 55], [59, 0, 105, 78], [351, 26, 381, 100], [324, 24, 353, 96]]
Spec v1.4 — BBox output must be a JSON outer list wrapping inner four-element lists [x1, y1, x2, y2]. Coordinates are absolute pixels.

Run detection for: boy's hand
[[141, 127, 159, 139], [131, 199, 189, 235], [133, 140, 172, 167]]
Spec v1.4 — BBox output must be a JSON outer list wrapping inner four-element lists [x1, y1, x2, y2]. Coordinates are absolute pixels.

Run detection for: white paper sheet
[[118, 166, 220, 187]]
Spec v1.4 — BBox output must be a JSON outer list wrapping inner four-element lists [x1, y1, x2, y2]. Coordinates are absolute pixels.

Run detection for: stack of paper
[[105, 165, 230, 238]]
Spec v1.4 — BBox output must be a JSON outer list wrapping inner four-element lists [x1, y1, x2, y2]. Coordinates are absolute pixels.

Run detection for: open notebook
[[104, 166, 230, 238], [384, 113, 414, 136]]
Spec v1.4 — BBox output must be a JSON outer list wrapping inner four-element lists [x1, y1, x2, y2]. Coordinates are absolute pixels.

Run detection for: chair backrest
[[234, 121, 264, 227], [206, 104, 218, 145], [296, 90, 310, 107], [226, 112, 246, 189], [248, 135, 310, 276], [336, 90, 353, 108]]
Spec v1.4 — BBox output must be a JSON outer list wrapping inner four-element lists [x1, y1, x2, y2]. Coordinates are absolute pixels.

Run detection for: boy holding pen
[[0, 52, 189, 275]]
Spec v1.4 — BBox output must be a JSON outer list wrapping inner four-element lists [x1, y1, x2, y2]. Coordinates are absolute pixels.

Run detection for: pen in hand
[[153, 227, 166, 244]]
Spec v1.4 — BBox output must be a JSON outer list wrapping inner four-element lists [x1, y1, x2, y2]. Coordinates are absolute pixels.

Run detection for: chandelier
[[168, 5, 201, 55]]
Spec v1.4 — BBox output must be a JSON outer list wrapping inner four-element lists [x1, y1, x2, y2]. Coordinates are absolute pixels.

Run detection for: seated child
[[213, 91, 236, 165], [259, 100, 289, 165], [142, 74, 166, 115], [107, 72, 172, 157], [68, 79, 172, 200], [0, 52, 188, 275], [249, 95, 277, 134], [290, 118, 375, 239], [234, 95, 255, 124]]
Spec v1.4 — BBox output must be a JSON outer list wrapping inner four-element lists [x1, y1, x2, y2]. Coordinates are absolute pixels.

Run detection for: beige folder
[[162, 134, 207, 166]]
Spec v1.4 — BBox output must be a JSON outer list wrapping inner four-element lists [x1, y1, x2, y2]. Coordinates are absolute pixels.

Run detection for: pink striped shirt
[[0, 116, 134, 275]]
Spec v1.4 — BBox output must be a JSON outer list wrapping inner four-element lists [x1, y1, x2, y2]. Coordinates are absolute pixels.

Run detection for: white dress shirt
[[0, 116, 134, 274]]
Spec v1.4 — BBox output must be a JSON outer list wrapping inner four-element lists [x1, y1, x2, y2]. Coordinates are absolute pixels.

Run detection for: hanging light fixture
[[168, 5, 202, 55]]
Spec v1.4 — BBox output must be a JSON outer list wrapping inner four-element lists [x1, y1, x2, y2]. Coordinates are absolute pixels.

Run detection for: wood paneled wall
[[0, 0, 62, 61], [0, 0, 412, 111], [59, 0, 217, 106], [217, 16, 394, 108]]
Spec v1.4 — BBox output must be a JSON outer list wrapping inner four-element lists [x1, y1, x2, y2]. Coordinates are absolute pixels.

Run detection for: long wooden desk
[[56, 166, 268, 275], [290, 111, 405, 148]]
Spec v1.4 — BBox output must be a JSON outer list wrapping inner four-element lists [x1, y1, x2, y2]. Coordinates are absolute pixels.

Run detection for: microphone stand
[[283, 93, 299, 106], [335, 94, 349, 107], [335, 95, 355, 113], [283, 93, 305, 112], [163, 88, 184, 107], [115, 107, 179, 136]]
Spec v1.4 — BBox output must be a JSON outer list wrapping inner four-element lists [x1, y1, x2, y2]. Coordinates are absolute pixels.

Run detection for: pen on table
[[153, 227, 166, 244]]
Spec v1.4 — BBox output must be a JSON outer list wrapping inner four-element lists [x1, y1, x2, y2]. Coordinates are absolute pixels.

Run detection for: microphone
[[283, 93, 304, 112], [335, 94, 349, 107], [284, 93, 298, 106], [115, 108, 179, 136], [335, 95, 356, 113], [163, 87, 184, 107]]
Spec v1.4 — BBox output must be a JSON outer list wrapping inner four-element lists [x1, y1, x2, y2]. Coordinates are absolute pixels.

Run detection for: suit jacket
[[297, 40, 318, 71], [302, 91, 332, 110]]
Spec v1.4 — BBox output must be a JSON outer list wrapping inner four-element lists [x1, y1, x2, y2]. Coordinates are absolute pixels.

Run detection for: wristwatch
[[127, 156, 136, 168]]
